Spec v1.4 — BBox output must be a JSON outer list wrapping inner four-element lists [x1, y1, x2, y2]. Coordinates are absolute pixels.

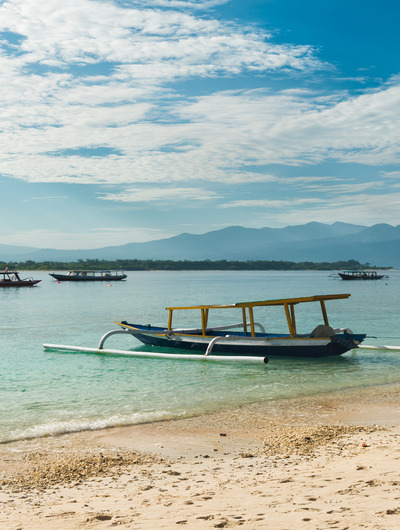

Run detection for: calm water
[[1, 270, 399, 443]]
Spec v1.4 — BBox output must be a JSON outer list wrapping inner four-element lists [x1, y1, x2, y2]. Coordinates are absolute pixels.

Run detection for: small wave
[[0, 409, 187, 444]]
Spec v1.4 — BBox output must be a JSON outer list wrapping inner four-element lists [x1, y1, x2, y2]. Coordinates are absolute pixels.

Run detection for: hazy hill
[[1, 222, 399, 266], [0, 243, 41, 259]]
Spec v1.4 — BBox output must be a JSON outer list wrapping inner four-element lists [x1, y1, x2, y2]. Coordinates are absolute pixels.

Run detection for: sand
[[1, 385, 400, 529]]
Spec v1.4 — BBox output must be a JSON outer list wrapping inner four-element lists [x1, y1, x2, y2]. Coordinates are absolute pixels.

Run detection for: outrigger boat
[[0, 270, 41, 287], [44, 294, 366, 362], [49, 270, 127, 282]]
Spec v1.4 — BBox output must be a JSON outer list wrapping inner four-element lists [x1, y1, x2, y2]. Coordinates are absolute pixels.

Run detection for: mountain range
[[1, 222, 399, 267]]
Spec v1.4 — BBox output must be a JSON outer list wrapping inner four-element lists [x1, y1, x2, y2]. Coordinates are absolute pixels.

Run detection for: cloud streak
[[0, 226, 173, 249], [250, 192, 400, 229], [99, 186, 221, 202]]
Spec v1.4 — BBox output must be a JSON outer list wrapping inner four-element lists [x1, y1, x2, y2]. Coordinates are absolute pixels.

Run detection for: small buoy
[[108, 284, 112, 287], [57, 281, 61, 284]]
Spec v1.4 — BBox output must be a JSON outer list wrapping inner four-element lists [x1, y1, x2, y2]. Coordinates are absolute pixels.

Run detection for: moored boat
[[332, 270, 389, 281], [49, 270, 127, 282], [0, 270, 41, 287], [44, 294, 366, 361]]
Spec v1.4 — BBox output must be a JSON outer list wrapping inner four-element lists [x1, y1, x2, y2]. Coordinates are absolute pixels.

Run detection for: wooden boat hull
[[337, 272, 388, 280], [0, 279, 41, 287], [50, 273, 126, 282], [117, 324, 365, 358]]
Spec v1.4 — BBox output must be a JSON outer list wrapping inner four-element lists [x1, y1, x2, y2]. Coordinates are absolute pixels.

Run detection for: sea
[[1, 269, 399, 443]]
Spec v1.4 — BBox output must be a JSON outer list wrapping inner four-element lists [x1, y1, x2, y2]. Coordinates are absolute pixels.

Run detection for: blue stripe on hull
[[133, 333, 350, 358]]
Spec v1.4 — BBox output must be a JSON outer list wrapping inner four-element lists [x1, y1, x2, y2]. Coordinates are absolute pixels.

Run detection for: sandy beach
[[1, 385, 400, 529]]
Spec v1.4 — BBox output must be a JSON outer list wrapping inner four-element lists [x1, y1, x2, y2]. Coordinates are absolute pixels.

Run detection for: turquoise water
[[1, 270, 400, 443]]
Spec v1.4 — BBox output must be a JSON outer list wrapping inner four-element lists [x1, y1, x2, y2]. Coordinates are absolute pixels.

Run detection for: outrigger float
[[44, 294, 367, 363]]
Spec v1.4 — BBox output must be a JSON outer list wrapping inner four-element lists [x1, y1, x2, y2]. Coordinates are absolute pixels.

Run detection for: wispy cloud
[[0, 0, 324, 189], [291, 180, 383, 195], [0, 227, 174, 248], [220, 198, 320, 208], [2, 79, 399, 188], [0, 0, 316, 74], [29, 195, 68, 201], [99, 186, 221, 203], [381, 171, 400, 180], [251, 192, 400, 228], [143, 0, 229, 9]]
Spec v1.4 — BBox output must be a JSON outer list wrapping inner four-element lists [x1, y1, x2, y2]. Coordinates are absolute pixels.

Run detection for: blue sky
[[0, 0, 399, 249]]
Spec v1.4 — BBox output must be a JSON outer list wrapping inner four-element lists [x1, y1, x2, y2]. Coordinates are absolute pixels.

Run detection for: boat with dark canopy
[[49, 270, 127, 282], [332, 270, 389, 281]]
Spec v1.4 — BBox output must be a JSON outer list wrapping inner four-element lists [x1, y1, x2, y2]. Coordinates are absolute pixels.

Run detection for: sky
[[1, 0, 400, 250]]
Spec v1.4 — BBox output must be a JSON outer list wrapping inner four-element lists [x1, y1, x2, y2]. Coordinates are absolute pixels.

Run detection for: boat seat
[[310, 324, 335, 338]]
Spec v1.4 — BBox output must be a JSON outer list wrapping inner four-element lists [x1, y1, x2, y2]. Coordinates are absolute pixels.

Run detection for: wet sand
[[1, 384, 400, 529]]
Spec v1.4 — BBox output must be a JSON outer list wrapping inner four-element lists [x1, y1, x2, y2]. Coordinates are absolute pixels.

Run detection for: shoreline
[[2, 379, 400, 446], [1, 384, 400, 528]]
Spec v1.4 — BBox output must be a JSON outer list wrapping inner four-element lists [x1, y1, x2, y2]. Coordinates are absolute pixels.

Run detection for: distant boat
[[332, 270, 389, 281], [49, 270, 127, 282], [0, 270, 41, 287]]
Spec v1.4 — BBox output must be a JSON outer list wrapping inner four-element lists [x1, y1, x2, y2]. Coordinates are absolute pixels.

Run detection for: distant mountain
[[0, 243, 42, 260], [1, 222, 399, 266]]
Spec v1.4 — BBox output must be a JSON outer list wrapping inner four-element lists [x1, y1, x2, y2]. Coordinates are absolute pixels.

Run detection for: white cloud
[[99, 186, 221, 202], [251, 192, 400, 228], [144, 0, 229, 9], [174, 85, 400, 168], [29, 196, 68, 201], [0, 82, 400, 188], [381, 171, 400, 180], [292, 180, 383, 195], [220, 198, 320, 208], [0, 0, 329, 189], [0, 227, 173, 249], [0, 0, 316, 74]]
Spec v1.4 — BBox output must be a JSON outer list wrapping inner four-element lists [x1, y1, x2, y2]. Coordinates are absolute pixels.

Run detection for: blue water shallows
[[0, 270, 399, 443]]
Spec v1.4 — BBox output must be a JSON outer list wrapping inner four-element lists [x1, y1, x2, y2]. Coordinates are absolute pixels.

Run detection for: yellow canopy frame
[[166, 294, 351, 338]]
